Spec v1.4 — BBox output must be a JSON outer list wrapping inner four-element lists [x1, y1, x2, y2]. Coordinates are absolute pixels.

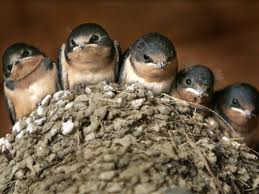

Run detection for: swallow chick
[[2, 43, 61, 124], [170, 65, 215, 106], [119, 32, 178, 95], [213, 83, 259, 149], [58, 23, 120, 92]]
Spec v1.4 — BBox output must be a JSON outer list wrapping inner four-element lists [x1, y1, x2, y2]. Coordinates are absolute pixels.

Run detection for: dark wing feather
[[57, 46, 65, 90], [118, 47, 131, 83], [113, 40, 122, 82], [3, 93, 16, 125], [210, 90, 222, 111], [54, 61, 63, 90]]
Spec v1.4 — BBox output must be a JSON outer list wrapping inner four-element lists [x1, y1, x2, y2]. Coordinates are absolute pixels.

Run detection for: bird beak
[[73, 43, 86, 52], [13, 60, 20, 66], [79, 43, 86, 49], [231, 107, 255, 118], [158, 62, 166, 70], [185, 88, 204, 97]]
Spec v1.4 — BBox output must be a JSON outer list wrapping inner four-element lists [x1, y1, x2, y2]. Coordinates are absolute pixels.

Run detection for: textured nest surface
[[0, 83, 258, 194]]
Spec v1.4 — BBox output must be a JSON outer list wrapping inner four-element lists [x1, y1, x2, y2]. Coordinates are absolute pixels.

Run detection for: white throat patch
[[185, 88, 202, 96], [231, 107, 251, 116]]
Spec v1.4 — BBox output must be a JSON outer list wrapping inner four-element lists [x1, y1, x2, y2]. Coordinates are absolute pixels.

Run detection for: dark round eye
[[90, 34, 99, 43], [186, 79, 192, 85], [143, 54, 152, 63], [7, 64, 13, 72], [71, 39, 77, 47], [232, 98, 239, 105], [22, 50, 29, 58]]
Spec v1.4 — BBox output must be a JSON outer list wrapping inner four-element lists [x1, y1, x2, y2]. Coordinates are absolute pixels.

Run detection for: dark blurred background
[[0, 1, 259, 136]]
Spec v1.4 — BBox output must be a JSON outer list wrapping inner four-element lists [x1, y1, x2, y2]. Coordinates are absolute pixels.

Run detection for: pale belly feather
[[68, 67, 114, 88], [5, 68, 57, 119]]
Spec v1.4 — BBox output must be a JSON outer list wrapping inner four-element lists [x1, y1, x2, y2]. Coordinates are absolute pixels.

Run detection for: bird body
[[2, 43, 60, 124], [58, 23, 120, 91], [119, 32, 178, 95]]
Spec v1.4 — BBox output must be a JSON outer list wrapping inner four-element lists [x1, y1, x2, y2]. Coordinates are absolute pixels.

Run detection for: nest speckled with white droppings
[[0, 82, 258, 194]]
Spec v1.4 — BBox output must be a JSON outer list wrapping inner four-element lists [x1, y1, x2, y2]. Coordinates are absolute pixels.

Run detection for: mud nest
[[0, 82, 259, 194]]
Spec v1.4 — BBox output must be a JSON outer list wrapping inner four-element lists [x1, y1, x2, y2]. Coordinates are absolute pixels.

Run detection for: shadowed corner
[[0, 56, 11, 135], [1, 46, 10, 135]]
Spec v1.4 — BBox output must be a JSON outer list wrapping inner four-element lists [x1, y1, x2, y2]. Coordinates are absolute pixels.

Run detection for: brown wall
[[1, 1, 259, 136]]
